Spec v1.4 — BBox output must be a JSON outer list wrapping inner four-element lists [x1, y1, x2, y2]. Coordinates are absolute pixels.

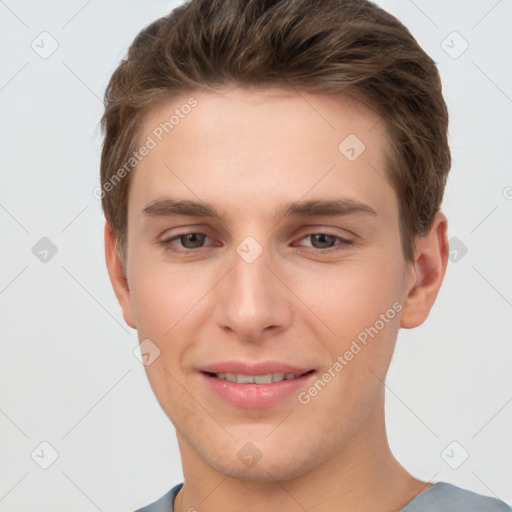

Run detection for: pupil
[[312, 234, 334, 248], [181, 233, 205, 248]]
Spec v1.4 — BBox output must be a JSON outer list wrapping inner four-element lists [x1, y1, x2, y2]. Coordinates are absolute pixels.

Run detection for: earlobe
[[400, 212, 449, 329], [104, 221, 137, 329]]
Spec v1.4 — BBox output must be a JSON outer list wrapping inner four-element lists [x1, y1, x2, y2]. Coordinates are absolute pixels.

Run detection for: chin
[[192, 429, 331, 484], [207, 451, 314, 483]]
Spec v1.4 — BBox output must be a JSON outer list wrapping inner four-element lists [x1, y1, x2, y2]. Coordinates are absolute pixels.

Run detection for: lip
[[199, 361, 316, 409]]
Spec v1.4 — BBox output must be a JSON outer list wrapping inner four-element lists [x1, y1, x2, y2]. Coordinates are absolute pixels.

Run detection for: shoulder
[[400, 482, 511, 512], [132, 483, 183, 512]]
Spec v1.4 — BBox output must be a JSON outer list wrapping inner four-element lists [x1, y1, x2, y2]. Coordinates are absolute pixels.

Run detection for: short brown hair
[[100, 0, 450, 269]]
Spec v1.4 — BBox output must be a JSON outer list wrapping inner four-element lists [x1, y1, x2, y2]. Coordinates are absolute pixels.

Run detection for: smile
[[200, 370, 316, 409], [207, 371, 309, 384]]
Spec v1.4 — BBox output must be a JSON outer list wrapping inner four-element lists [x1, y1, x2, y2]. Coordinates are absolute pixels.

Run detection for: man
[[100, 0, 510, 510]]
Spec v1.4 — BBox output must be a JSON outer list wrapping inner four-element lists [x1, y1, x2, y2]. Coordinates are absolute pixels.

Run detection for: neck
[[174, 390, 429, 512]]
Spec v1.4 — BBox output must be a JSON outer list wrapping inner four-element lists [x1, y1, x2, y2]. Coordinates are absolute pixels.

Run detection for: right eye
[[159, 232, 212, 252]]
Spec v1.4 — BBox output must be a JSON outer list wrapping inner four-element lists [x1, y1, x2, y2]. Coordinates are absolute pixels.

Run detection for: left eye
[[298, 233, 352, 250], [302, 233, 337, 249]]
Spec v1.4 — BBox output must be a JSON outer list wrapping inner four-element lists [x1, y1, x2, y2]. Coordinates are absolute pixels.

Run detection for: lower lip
[[200, 371, 316, 409]]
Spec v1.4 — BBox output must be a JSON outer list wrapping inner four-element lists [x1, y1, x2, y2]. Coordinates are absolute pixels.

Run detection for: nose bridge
[[214, 239, 292, 341]]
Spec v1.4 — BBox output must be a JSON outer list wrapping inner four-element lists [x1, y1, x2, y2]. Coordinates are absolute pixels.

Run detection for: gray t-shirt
[[134, 482, 511, 511]]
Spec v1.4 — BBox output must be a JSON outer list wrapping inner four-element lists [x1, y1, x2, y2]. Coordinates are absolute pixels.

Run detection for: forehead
[[129, 87, 396, 222], [139, 86, 385, 152]]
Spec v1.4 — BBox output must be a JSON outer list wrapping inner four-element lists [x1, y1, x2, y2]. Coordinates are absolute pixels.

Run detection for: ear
[[400, 212, 449, 329], [104, 221, 136, 329]]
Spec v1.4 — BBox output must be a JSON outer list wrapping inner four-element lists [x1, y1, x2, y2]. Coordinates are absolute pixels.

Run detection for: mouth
[[199, 368, 317, 409], [202, 370, 315, 384]]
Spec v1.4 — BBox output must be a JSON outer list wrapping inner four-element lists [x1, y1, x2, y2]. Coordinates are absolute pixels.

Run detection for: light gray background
[[0, 1, 511, 511]]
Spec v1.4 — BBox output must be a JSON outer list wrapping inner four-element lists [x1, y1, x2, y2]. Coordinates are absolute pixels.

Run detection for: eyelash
[[159, 232, 354, 254]]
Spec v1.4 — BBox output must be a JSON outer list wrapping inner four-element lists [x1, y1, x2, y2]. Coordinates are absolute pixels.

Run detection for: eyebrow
[[277, 198, 377, 218], [142, 197, 377, 219]]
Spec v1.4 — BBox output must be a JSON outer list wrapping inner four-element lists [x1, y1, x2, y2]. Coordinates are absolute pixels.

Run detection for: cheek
[[291, 263, 401, 431], [294, 257, 402, 336], [128, 260, 208, 420], [129, 257, 205, 335], [289, 254, 404, 403]]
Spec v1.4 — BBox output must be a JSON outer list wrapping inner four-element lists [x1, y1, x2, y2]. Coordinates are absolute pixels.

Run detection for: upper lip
[[200, 361, 314, 376]]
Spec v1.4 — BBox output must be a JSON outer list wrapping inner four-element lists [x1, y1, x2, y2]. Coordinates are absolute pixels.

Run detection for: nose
[[214, 246, 293, 342]]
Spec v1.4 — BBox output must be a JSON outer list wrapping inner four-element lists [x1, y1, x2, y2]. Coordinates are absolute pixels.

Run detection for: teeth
[[213, 372, 301, 383], [254, 374, 272, 384]]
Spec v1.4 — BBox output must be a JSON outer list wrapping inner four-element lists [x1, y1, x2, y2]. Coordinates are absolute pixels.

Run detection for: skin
[[105, 87, 448, 512]]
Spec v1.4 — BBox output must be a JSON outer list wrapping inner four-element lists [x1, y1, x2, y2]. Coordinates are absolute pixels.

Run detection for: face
[[114, 87, 423, 481]]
